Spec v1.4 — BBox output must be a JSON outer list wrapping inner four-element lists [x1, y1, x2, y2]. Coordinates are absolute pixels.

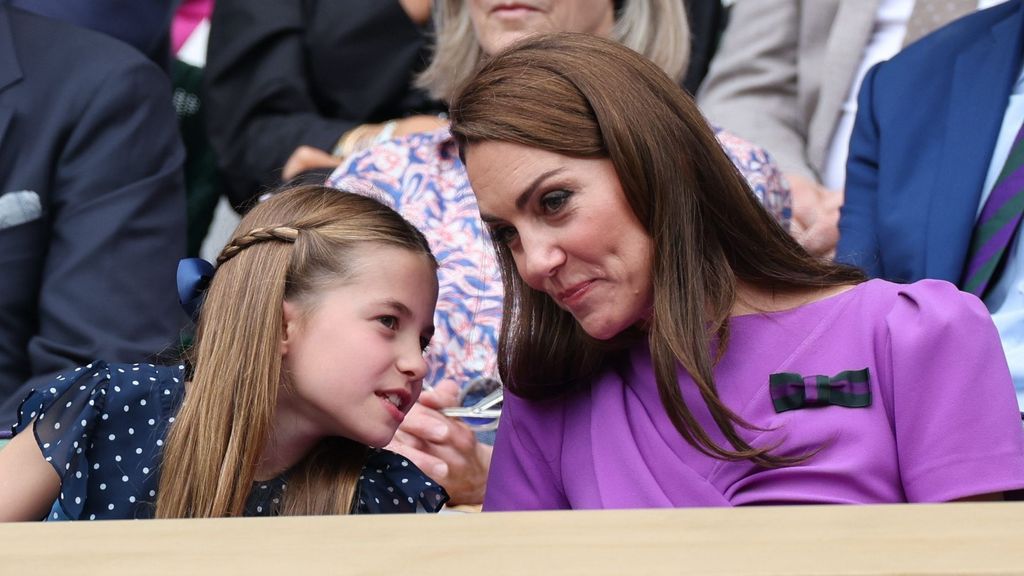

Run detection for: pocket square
[[0, 190, 42, 230]]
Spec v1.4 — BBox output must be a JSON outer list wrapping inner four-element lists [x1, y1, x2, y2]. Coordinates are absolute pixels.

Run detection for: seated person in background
[[329, 0, 792, 507], [203, 0, 447, 209], [0, 186, 448, 521], [0, 3, 186, 431], [698, 0, 993, 257], [839, 0, 1024, 409], [8, 0, 178, 69], [450, 33, 1024, 510]]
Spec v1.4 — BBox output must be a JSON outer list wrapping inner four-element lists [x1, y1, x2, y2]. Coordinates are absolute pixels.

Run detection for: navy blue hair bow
[[177, 257, 215, 320]]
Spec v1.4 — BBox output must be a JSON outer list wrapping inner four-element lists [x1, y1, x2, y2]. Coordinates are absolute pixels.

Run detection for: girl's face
[[469, 0, 616, 57], [466, 140, 653, 340], [278, 244, 438, 448]]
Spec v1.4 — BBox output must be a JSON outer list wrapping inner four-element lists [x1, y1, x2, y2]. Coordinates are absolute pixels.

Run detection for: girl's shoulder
[[14, 361, 185, 436], [354, 448, 449, 514]]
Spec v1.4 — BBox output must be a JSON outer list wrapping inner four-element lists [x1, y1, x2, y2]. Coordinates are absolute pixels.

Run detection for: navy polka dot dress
[[13, 361, 449, 520]]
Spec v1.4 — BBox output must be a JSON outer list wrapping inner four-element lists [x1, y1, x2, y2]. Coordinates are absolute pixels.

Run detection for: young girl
[[0, 185, 448, 520]]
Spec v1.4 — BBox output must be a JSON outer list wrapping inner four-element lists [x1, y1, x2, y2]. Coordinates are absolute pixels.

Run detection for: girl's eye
[[419, 337, 431, 353], [489, 225, 519, 245], [378, 316, 398, 330], [540, 189, 571, 214]]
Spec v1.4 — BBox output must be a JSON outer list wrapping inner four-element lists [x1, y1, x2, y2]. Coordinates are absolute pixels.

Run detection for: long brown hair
[[156, 185, 436, 517], [449, 33, 865, 467]]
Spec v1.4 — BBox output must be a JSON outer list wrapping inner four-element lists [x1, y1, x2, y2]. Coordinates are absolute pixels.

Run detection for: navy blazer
[[0, 4, 187, 429], [838, 0, 1024, 283]]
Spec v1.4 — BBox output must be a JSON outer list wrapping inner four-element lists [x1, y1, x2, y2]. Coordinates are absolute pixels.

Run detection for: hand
[[399, 0, 433, 26], [281, 145, 342, 182], [786, 172, 843, 258], [387, 380, 491, 506]]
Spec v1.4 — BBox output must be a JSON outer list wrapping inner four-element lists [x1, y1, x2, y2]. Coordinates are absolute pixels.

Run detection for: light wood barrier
[[1, 503, 1023, 574]]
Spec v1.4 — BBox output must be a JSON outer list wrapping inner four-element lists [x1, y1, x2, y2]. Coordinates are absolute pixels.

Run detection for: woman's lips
[[557, 280, 595, 309]]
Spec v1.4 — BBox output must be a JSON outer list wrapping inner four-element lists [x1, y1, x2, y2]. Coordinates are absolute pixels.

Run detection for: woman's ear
[[280, 300, 300, 356]]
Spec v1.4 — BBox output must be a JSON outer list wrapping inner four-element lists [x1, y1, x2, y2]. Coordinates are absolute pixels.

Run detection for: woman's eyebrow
[[479, 167, 566, 222]]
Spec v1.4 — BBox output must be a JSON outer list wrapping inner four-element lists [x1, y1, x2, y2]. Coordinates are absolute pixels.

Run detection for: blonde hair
[[417, 0, 691, 102], [156, 185, 435, 518]]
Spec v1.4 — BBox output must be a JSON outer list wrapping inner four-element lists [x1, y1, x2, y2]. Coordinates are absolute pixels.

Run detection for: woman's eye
[[378, 316, 398, 330], [420, 337, 431, 353], [540, 190, 571, 214], [490, 225, 519, 245]]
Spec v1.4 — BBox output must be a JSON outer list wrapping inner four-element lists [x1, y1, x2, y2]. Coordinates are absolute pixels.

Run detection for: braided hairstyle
[[156, 185, 435, 518]]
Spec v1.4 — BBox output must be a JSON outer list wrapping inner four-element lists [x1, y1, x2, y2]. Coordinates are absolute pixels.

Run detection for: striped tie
[[961, 122, 1024, 297]]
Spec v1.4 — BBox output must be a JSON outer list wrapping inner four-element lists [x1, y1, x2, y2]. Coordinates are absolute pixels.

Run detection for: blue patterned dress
[[13, 361, 449, 520]]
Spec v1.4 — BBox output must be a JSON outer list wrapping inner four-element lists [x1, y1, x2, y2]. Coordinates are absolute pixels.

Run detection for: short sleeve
[[483, 393, 570, 511], [13, 361, 181, 520], [355, 449, 449, 514], [14, 362, 114, 519], [886, 280, 1024, 501]]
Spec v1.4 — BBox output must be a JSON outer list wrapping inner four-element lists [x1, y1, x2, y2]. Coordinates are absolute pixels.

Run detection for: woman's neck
[[730, 280, 856, 317]]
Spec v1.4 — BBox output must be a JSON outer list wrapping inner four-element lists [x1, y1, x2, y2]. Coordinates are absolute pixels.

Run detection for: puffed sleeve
[[355, 449, 449, 514], [483, 393, 570, 511], [13, 362, 113, 519], [885, 280, 1024, 501]]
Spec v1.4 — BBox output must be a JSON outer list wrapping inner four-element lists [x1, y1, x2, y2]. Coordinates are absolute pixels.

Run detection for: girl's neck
[[256, 391, 324, 482]]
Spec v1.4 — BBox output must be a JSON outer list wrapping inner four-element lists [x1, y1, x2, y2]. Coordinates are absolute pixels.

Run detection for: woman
[[328, 0, 790, 505], [450, 33, 1024, 509]]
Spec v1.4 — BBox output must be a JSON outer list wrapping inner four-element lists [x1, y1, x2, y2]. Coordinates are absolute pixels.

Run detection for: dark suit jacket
[[838, 0, 1024, 283], [0, 4, 187, 429], [204, 0, 443, 209]]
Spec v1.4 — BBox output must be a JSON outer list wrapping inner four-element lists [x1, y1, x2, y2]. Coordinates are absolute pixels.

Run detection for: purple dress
[[484, 279, 1024, 510]]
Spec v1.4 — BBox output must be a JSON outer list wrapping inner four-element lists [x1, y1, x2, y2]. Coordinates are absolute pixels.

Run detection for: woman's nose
[[517, 232, 566, 289]]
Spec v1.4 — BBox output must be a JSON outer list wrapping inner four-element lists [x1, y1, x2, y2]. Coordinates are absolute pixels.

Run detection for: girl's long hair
[[156, 185, 435, 517], [449, 33, 865, 467], [417, 0, 690, 101]]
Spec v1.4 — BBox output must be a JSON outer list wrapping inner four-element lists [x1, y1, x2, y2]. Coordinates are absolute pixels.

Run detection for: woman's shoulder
[[355, 448, 449, 513]]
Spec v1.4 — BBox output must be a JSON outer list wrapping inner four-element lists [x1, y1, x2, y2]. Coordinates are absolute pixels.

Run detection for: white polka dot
[[114, 386, 121, 393], [142, 467, 150, 474], [115, 455, 122, 462], [108, 434, 116, 441], [89, 514, 96, 520], [100, 483, 107, 490], [101, 414, 109, 421], [49, 387, 57, 394], [257, 506, 263, 513], [168, 417, 175, 423], [108, 503, 115, 510], [122, 475, 129, 482], [93, 463, 100, 470], [407, 497, 414, 503], [75, 471, 82, 479], [135, 448, 143, 455], [132, 380, 139, 386], [53, 422, 61, 430], [75, 497, 81, 504], [123, 405, 129, 412], [43, 442, 50, 449], [401, 478, 408, 484], [140, 399, 146, 406], [129, 496, 136, 503], [156, 439, 164, 446], [393, 499, 400, 505], [424, 481, 432, 486], [81, 420, 87, 427], [128, 427, 135, 435], [53, 512, 58, 519], [148, 419, 156, 426], [66, 401, 73, 408], [149, 490, 156, 497]]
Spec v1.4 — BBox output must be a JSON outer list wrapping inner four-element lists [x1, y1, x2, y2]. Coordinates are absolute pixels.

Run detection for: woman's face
[[465, 140, 653, 340], [469, 0, 616, 56]]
